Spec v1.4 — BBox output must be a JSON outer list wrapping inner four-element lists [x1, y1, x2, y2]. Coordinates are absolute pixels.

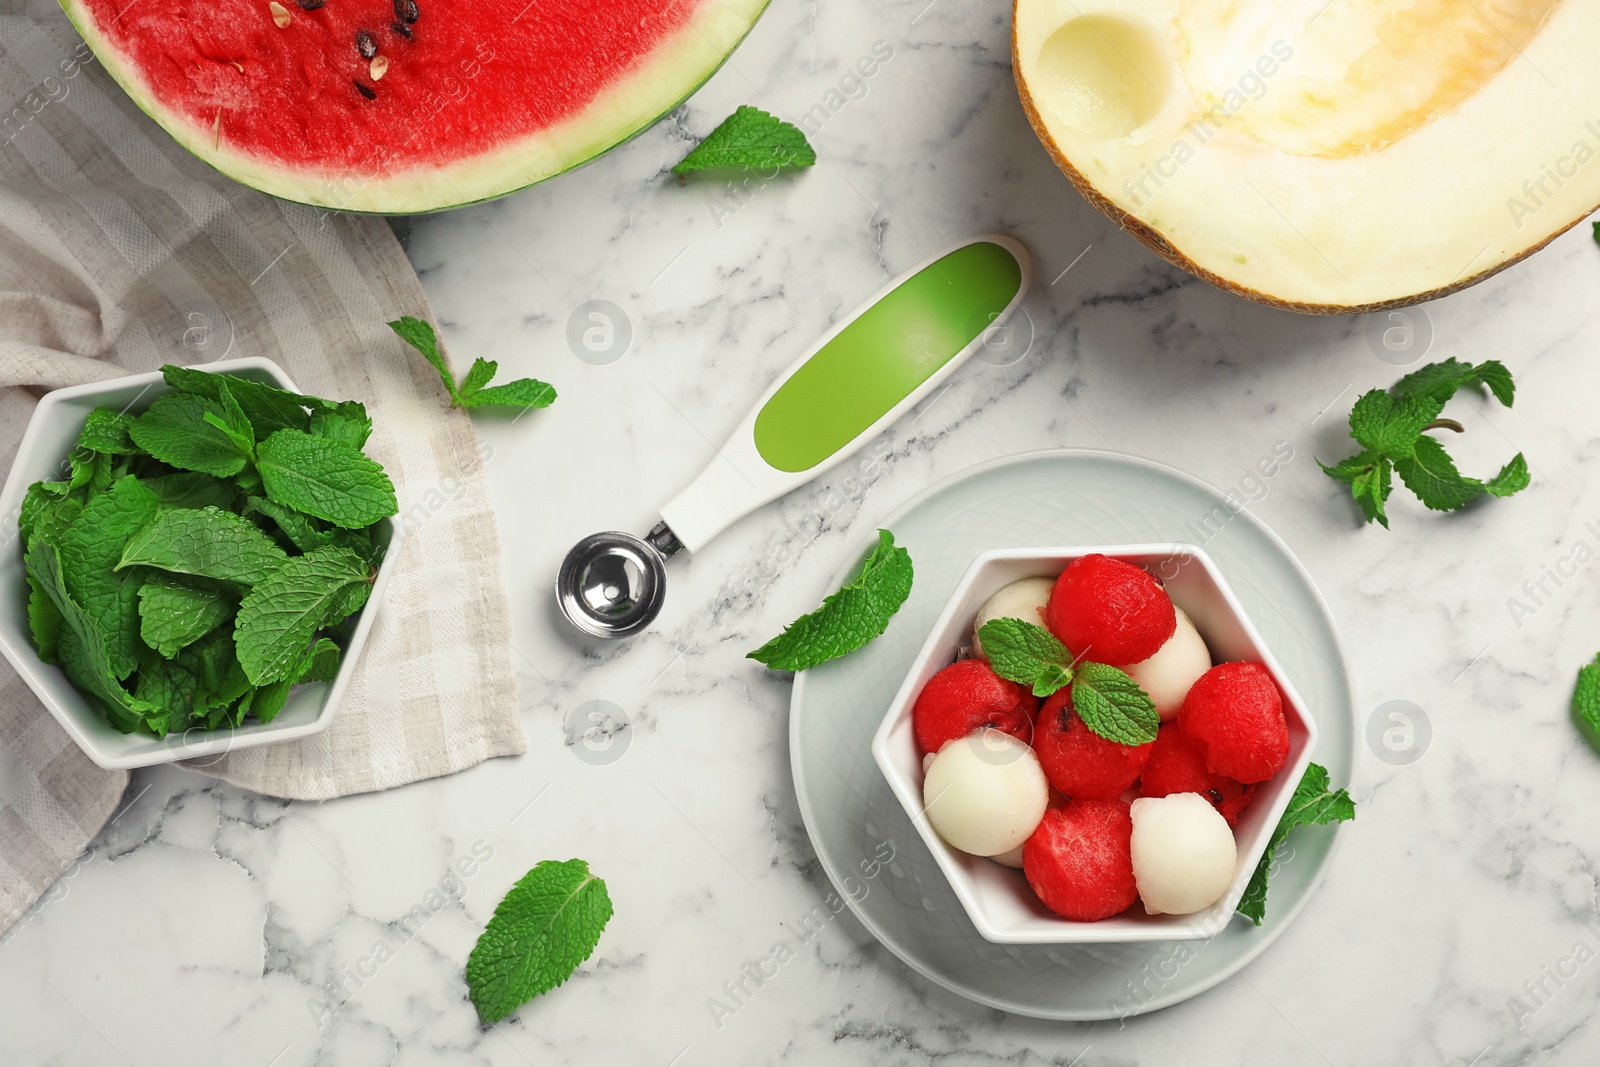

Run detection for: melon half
[[61, 0, 769, 213], [1013, 0, 1600, 312]]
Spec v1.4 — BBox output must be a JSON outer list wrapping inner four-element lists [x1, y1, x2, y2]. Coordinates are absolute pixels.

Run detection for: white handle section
[[659, 234, 1031, 553]]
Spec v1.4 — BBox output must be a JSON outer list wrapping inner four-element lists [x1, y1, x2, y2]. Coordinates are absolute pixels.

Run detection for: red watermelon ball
[[1045, 554, 1176, 666], [1177, 662, 1289, 784], [1022, 799, 1138, 921], [1137, 723, 1256, 826], [1034, 688, 1153, 799], [912, 659, 1038, 756]]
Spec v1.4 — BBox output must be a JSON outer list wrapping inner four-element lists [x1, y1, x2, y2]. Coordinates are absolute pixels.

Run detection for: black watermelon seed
[[393, 0, 419, 23], [295, 0, 325, 9], [354, 80, 376, 100], [390, 20, 412, 38], [356, 28, 377, 58]]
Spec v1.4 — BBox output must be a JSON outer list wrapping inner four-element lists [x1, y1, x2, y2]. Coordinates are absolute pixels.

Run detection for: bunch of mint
[[1320, 358, 1529, 528], [19, 365, 397, 738]]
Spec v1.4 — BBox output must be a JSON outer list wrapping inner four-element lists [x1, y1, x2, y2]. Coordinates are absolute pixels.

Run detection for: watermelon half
[[60, 0, 769, 212]]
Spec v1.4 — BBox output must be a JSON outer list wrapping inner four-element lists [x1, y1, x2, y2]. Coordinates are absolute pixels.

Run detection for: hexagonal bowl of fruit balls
[[871, 545, 1317, 944]]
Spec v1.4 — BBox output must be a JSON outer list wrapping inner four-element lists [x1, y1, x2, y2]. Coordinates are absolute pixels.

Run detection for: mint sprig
[[389, 316, 557, 412], [977, 617, 1157, 744], [466, 859, 614, 1026], [673, 105, 816, 175], [1237, 762, 1355, 925], [1320, 358, 1529, 528], [748, 530, 913, 672], [977, 617, 1074, 697]]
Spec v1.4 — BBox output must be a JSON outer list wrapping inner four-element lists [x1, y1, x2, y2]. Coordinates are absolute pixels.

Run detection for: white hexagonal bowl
[[870, 544, 1318, 944], [0, 357, 402, 770]]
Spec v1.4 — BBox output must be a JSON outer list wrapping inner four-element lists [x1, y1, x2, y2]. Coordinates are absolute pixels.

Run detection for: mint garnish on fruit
[[978, 617, 1073, 697], [672, 105, 817, 175], [466, 859, 614, 1026], [389, 316, 557, 411], [1320, 358, 1529, 528], [1237, 762, 1354, 926], [747, 529, 913, 672], [977, 617, 1158, 745]]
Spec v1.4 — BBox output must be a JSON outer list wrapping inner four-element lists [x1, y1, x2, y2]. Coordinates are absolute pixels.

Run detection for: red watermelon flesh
[[62, 0, 770, 211]]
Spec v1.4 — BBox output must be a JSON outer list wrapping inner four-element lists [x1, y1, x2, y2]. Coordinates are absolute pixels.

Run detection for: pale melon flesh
[[1013, 0, 1600, 311]]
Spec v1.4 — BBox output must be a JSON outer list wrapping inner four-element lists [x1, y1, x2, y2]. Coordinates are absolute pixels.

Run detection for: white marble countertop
[[7, 0, 1600, 1064]]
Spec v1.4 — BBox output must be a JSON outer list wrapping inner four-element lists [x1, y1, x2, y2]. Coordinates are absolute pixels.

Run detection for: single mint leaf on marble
[[1572, 653, 1600, 751], [466, 859, 614, 1026], [388, 316, 458, 401], [25, 540, 158, 731], [234, 546, 371, 685], [747, 530, 913, 672], [457, 359, 499, 401], [256, 429, 397, 530], [672, 105, 816, 174], [117, 506, 289, 590], [138, 573, 234, 659], [1237, 762, 1355, 926], [1070, 661, 1158, 746], [977, 617, 1074, 697], [1485, 453, 1531, 498], [58, 476, 161, 679], [389, 316, 558, 412], [128, 393, 249, 477]]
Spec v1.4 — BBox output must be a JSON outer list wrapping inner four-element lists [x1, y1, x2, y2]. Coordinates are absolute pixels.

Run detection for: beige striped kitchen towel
[[0, 14, 526, 936]]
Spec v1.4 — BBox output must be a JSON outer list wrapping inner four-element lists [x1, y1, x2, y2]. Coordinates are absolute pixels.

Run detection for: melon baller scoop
[[556, 235, 1032, 639]]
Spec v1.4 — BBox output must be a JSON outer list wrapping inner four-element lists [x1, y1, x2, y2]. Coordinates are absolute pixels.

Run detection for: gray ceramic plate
[[789, 449, 1354, 1020]]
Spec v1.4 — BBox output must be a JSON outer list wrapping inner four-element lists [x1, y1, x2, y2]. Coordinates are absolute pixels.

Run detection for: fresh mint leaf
[[388, 316, 459, 401], [672, 105, 816, 174], [26, 574, 64, 664], [1070, 662, 1158, 746], [118, 507, 289, 590], [138, 574, 234, 659], [1321, 359, 1526, 527], [234, 546, 371, 685], [161, 364, 318, 434], [466, 859, 613, 1025], [389, 316, 558, 413], [77, 408, 139, 455], [310, 401, 372, 449], [246, 495, 331, 553], [59, 476, 161, 679], [129, 393, 249, 477], [461, 378, 557, 410], [1238, 762, 1354, 925], [143, 471, 239, 511], [200, 381, 257, 461], [132, 657, 203, 736], [25, 540, 158, 729], [23, 492, 82, 550], [300, 637, 343, 684], [748, 530, 913, 671], [977, 617, 1074, 697], [1573, 653, 1600, 750], [256, 429, 397, 529]]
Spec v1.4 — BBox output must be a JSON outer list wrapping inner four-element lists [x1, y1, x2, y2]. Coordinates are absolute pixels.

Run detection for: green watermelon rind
[[58, 0, 771, 214]]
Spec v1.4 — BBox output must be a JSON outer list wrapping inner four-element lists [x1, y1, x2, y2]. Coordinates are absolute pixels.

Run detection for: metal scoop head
[[556, 522, 682, 638]]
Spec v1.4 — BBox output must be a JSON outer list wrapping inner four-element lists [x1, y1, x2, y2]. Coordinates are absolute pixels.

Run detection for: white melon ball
[[923, 729, 1048, 857], [989, 844, 1026, 869], [1124, 605, 1211, 721], [1129, 793, 1237, 915], [972, 576, 1056, 657]]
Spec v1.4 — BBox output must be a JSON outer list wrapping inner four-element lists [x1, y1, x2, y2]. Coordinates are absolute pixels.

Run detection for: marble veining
[[6, 0, 1600, 1062]]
